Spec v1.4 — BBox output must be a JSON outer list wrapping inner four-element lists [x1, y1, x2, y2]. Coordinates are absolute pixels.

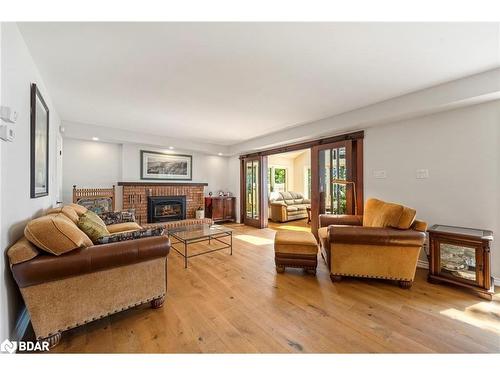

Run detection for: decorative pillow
[[25, 213, 93, 255], [77, 213, 110, 243], [84, 209, 107, 227], [68, 203, 88, 216], [98, 210, 136, 226], [76, 198, 113, 214], [96, 227, 164, 244], [107, 222, 142, 234], [363, 198, 404, 228], [397, 206, 417, 230], [7, 237, 40, 265]]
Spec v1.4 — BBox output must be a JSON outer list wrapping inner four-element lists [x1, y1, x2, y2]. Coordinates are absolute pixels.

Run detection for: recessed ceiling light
[[169, 146, 174, 150], [92, 137, 99, 141], [218, 152, 223, 156]]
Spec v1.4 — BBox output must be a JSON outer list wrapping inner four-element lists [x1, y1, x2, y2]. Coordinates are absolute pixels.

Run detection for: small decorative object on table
[[427, 224, 494, 300], [195, 206, 205, 219]]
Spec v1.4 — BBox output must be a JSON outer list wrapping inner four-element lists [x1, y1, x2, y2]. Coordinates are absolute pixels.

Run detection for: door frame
[[239, 131, 363, 230]]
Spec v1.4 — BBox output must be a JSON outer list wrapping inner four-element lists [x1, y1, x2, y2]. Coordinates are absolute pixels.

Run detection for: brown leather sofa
[[7, 204, 171, 347], [318, 198, 427, 288], [269, 191, 311, 222]]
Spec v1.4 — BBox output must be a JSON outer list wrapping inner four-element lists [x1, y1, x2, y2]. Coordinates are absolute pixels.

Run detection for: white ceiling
[[18, 22, 500, 146]]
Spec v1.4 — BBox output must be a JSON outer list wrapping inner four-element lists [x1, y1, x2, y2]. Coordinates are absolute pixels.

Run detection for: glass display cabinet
[[427, 224, 494, 300]]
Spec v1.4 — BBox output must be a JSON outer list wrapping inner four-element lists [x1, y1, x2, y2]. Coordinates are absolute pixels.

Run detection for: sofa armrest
[[319, 214, 363, 227], [270, 201, 287, 206], [329, 226, 426, 247], [12, 236, 171, 288]]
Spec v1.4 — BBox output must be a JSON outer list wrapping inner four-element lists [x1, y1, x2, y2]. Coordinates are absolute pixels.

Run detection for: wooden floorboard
[[51, 221, 500, 353]]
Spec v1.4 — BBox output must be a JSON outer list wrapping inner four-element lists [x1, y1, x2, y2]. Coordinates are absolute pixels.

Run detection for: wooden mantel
[[118, 181, 208, 187]]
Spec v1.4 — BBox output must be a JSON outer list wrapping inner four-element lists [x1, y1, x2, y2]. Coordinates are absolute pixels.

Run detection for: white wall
[[364, 100, 500, 278], [293, 150, 311, 198], [62, 138, 123, 208], [121, 143, 230, 200], [1, 23, 62, 341], [61, 141, 232, 211]]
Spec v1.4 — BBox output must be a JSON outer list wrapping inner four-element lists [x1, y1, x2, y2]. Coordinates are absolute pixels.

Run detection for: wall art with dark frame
[[140, 150, 193, 180], [30, 83, 49, 198]]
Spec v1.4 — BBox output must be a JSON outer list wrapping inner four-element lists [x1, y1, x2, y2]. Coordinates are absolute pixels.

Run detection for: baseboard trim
[[417, 260, 500, 287], [11, 306, 30, 342]]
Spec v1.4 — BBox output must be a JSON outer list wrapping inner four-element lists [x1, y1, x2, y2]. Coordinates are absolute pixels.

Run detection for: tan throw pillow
[[7, 237, 40, 265], [25, 213, 93, 256], [397, 206, 417, 230], [77, 213, 110, 243], [69, 203, 88, 216], [363, 198, 404, 228]]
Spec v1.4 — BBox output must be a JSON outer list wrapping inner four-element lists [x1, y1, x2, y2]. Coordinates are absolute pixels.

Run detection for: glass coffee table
[[167, 224, 233, 268]]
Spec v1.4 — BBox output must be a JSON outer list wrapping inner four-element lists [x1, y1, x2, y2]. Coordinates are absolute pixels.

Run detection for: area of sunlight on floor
[[272, 225, 311, 232], [440, 300, 500, 335], [234, 235, 274, 246]]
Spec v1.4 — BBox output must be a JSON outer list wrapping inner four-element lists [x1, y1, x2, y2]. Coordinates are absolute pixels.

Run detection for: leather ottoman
[[274, 230, 318, 274]]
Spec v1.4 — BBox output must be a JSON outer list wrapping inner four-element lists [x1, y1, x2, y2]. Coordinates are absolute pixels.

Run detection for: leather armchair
[[318, 198, 427, 288]]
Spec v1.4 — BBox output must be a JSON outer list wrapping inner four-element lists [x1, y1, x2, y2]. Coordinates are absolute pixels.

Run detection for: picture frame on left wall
[[30, 83, 49, 198]]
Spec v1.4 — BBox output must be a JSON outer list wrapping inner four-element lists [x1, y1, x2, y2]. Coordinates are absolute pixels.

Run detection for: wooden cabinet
[[205, 197, 236, 223], [428, 224, 494, 300]]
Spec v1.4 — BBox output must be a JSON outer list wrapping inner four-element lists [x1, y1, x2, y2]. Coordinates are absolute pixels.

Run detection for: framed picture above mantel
[[140, 150, 192, 181], [30, 83, 49, 198]]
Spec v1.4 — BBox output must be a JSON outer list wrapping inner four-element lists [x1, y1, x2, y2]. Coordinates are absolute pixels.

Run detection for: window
[[268, 166, 288, 193]]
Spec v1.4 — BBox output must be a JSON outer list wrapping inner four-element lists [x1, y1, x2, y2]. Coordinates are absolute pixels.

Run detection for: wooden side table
[[427, 224, 494, 300]]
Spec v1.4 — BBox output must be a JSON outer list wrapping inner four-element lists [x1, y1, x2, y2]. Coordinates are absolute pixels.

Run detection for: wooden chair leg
[[330, 274, 342, 282], [151, 295, 165, 309], [41, 332, 61, 348], [398, 280, 413, 289]]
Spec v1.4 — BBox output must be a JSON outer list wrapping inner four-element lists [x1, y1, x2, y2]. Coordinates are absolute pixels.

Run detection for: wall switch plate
[[0, 106, 18, 123], [416, 169, 429, 179], [0, 123, 15, 141], [373, 170, 387, 179]]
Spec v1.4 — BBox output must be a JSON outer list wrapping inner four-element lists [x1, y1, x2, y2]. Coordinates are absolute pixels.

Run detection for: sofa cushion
[[107, 222, 143, 234], [77, 212, 110, 243], [286, 206, 298, 212], [363, 198, 404, 228], [11, 236, 171, 288], [274, 230, 318, 255], [7, 237, 40, 265], [84, 209, 107, 227], [99, 211, 136, 226], [25, 213, 93, 256]]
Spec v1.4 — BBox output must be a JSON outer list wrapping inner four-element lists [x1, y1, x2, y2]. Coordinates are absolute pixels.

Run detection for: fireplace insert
[[147, 196, 186, 223]]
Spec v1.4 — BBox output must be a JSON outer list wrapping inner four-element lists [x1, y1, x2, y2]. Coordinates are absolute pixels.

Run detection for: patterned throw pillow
[[77, 213, 110, 243], [96, 227, 164, 244], [84, 210, 107, 227], [98, 210, 136, 226]]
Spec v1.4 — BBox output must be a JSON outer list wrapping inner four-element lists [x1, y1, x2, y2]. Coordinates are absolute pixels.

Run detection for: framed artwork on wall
[[140, 150, 193, 180], [30, 83, 49, 198]]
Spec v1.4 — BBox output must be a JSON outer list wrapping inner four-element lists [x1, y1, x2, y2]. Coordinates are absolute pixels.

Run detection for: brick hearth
[[118, 182, 208, 225]]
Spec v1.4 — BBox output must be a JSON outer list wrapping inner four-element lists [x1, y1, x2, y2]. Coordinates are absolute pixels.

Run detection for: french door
[[240, 156, 268, 228], [311, 138, 363, 236]]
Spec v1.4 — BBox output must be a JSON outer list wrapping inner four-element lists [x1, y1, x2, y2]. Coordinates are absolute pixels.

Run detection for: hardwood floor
[[51, 222, 500, 353]]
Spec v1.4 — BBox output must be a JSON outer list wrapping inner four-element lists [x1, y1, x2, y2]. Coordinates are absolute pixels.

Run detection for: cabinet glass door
[[439, 242, 478, 283]]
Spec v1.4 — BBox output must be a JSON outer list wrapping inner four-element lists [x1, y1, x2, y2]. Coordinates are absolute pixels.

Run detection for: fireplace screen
[[155, 204, 182, 219], [147, 196, 186, 223]]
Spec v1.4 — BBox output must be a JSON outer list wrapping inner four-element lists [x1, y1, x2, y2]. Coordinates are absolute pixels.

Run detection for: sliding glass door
[[311, 138, 363, 236]]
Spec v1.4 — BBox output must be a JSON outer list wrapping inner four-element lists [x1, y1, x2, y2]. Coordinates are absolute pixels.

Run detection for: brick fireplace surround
[[118, 182, 208, 225]]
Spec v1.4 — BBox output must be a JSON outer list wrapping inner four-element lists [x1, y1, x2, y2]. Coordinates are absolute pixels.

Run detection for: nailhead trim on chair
[[37, 293, 166, 340], [332, 273, 412, 282]]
